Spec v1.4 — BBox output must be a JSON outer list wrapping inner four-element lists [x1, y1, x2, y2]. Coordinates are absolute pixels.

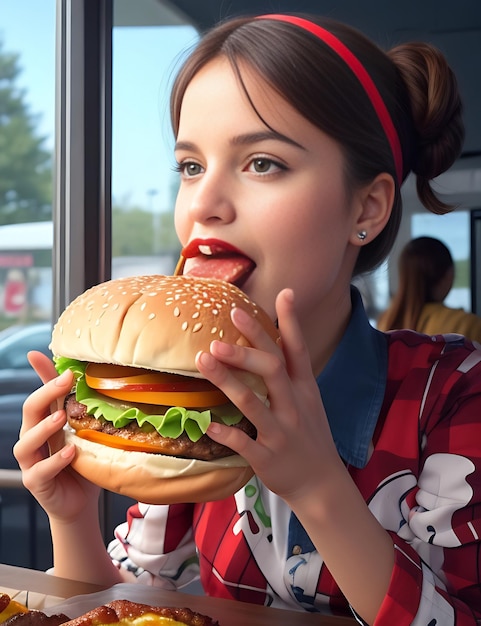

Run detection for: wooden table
[[0, 564, 356, 625]]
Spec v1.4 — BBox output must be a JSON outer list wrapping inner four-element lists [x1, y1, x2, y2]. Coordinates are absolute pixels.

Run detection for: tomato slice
[[85, 362, 228, 407], [86, 363, 211, 390], [76, 429, 167, 453], [97, 387, 227, 407]]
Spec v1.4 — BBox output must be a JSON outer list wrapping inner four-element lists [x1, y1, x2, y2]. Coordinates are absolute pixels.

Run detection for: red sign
[[0, 254, 34, 267]]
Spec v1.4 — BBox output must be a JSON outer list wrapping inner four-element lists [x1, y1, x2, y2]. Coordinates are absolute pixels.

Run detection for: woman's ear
[[349, 173, 395, 246]]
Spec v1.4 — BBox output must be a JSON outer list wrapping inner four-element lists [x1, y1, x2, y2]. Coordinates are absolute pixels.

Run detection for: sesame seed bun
[[48, 428, 255, 504], [49, 275, 278, 504], [50, 274, 277, 374]]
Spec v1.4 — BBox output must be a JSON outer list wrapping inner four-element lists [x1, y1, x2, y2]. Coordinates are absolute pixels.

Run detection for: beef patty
[[64, 394, 255, 461]]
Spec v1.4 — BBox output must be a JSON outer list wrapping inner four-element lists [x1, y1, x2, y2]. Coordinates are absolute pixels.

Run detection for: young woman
[[15, 13, 481, 625], [377, 236, 481, 340]]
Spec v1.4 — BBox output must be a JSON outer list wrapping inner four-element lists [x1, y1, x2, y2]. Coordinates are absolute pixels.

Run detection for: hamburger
[[49, 274, 279, 504]]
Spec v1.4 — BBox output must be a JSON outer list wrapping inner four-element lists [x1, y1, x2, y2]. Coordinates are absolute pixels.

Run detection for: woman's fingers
[[274, 288, 315, 381], [14, 407, 69, 468], [16, 351, 74, 471], [207, 419, 266, 463], [231, 304, 285, 361], [199, 288, 338, 499], [15, 355, 100, 519], [27, 350, 59, 384], [195, 347, 262, 413], [21, 367, 73, 430], [197, 289, 312, 424]]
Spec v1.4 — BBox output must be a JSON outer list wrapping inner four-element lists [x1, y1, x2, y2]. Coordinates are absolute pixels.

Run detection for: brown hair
[[376, 236, 454, 331], [170, 14, 464, 275]]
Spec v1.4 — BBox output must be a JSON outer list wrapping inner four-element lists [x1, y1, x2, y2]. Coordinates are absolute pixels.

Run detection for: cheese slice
[[92, 616, 186, 626], [0, 599, 29, 623]]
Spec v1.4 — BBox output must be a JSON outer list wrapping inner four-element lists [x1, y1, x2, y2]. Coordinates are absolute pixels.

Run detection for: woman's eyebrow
[[174, 131, 306, 153], [231, 130, 305, 150], [174, 140, 197, 152]]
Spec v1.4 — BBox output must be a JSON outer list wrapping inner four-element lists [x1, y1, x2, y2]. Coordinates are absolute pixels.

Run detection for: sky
[[0, 0, 197, 210], [0, 0, 56, 148], [111, 24, 197, 210]]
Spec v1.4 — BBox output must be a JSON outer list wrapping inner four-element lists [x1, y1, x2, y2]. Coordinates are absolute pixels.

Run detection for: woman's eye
[[248, 158, 284, 175], [177, 161, 203, 177]]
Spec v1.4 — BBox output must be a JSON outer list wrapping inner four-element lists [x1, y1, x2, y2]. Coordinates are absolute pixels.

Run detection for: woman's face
[[174, 57, 362, 325]]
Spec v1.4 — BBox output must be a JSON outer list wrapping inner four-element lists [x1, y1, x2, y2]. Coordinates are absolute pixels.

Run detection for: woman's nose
[[187, 169, 236, 224]]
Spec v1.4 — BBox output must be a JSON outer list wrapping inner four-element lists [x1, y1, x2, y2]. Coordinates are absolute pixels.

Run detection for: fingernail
[[231, 306, 252, 326], [51, 410, 64, 423], [212, 340, 234, 356], [208, 422, 221, 435], [60, 444, 76, 459], [55, 370, 72, 386], [196, 350, 216, 370]]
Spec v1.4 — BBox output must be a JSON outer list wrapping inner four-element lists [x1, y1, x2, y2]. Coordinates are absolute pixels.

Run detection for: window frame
[[55, 0, 114, 540], [471, 209, 481, 315], [54, 0, 113, 320]]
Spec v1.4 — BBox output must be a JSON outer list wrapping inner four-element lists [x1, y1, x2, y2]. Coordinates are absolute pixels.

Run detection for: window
[[0, 0, 56, 570], [412, 210, 471, 311], [111, 1, 198, 279], [0, 1, 55, 329]]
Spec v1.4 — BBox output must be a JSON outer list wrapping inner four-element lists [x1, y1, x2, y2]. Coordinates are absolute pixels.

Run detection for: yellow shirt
[[416, 302, 481, 343]]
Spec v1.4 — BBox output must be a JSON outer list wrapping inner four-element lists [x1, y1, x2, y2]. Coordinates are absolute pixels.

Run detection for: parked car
[[0, 322, 52, 397], [0, 393, 29, 469], [0, 323, 52, 468]]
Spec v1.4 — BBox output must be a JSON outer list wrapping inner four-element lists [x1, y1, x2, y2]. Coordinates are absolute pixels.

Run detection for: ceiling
[[162, 0, 481, 159]]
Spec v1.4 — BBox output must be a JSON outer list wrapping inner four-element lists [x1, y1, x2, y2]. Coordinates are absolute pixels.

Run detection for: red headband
[[256, 14, 403, 184]]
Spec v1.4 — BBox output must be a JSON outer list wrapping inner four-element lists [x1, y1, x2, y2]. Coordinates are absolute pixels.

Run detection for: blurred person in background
[[377, 236, 481, 341]]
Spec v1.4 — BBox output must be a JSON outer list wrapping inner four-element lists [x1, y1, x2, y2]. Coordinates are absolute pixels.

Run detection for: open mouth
[[180, 239, 255, 287]]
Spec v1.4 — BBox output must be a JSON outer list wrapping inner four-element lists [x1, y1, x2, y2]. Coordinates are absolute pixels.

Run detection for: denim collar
[[316, 287, 388, 468]]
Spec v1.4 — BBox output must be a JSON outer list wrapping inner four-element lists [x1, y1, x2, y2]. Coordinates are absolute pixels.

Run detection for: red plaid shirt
[[110, 300, 481, 624]]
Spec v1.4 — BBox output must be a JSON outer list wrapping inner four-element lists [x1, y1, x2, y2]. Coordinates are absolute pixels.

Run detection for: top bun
[[50, 275, 278, 374]]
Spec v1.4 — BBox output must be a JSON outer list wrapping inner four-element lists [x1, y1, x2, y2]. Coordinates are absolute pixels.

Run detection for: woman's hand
[[13, 351, 100, 521], [196, 288, 340, 504], [198, 289, 394, 622]]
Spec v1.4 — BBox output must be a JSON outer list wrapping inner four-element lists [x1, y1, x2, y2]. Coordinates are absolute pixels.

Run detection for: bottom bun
[[49, 428, 254, 504]]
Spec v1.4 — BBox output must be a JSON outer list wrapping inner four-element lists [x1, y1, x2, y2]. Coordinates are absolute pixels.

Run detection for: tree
[[112, 204, 180, 257], [0, 38, 52, 225]]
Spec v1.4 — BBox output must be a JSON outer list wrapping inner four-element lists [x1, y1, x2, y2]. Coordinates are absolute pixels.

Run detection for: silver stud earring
[[357, 230, 367, 241]]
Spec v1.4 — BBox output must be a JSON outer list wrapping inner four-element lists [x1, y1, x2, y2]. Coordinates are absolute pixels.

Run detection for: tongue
[[184, 255, 255, 284]]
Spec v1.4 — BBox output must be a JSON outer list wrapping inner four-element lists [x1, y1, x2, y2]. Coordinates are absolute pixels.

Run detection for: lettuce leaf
[[54, 356, 242, 442]]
